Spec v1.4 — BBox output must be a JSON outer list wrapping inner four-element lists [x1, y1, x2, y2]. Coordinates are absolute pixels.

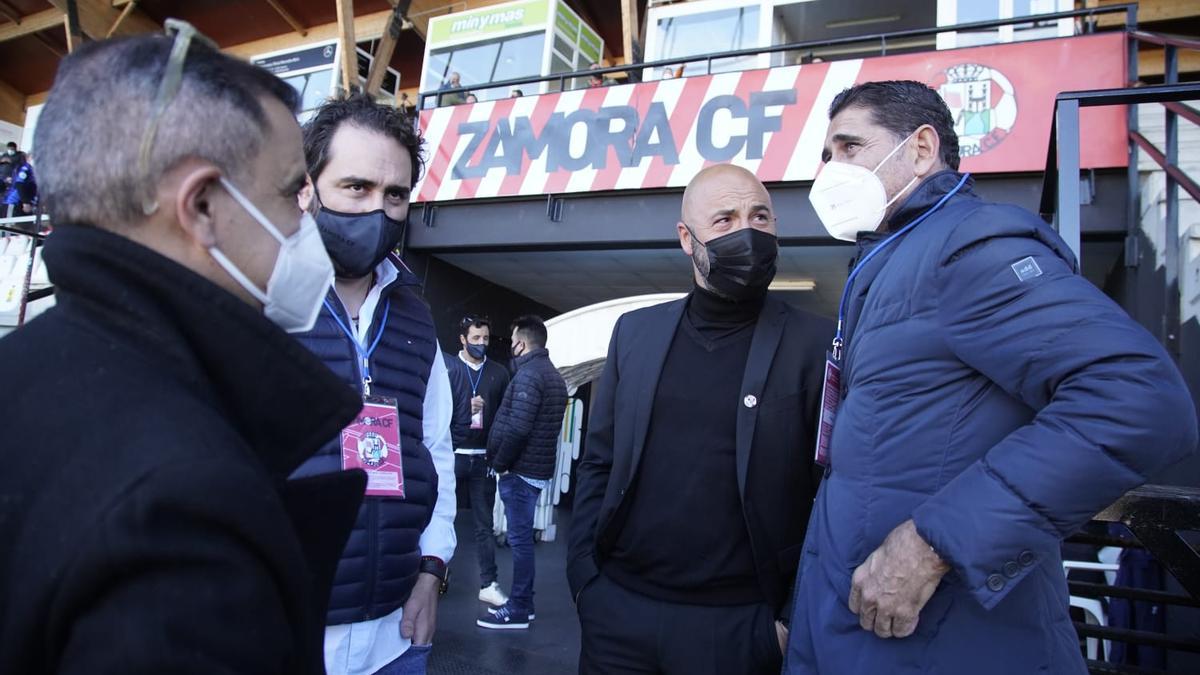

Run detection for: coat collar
[[42, 224, 361, 478], [884, 170, 975, 233], [514, 347, 550, 371]]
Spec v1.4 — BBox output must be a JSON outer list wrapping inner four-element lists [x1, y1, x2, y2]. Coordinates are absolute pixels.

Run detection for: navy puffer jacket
[[487, 348, 567, 480], [787, 171, 1197, 674], [291, 260, 440, 625]]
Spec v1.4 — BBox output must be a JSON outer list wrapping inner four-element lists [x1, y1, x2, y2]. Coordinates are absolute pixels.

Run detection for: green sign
[[577, 23, 602, 64], [554, 1, 579, 39], [428, 0, 549, 46]]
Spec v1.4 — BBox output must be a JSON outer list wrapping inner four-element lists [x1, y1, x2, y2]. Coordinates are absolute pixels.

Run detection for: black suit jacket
[[567, 293, 834, 615]]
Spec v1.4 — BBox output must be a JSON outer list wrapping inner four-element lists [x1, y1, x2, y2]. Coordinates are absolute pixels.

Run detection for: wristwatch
[[420, 556, 450, 595]]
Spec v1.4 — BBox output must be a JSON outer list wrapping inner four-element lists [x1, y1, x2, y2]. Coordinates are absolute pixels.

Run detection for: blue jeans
[[374, 643, 431, 675], [498, 473, 541, 614], [454, 454, 497, 586]]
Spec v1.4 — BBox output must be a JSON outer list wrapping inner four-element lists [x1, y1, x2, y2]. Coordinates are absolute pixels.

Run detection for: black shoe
[[477, 603, 530, 630]]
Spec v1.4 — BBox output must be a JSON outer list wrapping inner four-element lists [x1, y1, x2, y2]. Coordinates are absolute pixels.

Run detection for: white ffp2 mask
[[209, 177, 334, 333], [808, 131, 920, 242]]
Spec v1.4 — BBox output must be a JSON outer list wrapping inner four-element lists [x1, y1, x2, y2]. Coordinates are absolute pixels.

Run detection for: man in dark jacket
[[478, 315, 568, 629], [293, 93, 456, 675], [0, 28, 364, 673], [444, 315, 512, 606], [786, 80, 1198, 674], [568, 164, 833, 674]]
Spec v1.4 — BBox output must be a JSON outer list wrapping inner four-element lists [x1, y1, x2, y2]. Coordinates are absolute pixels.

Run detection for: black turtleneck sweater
[[604, 285, 764, 605]]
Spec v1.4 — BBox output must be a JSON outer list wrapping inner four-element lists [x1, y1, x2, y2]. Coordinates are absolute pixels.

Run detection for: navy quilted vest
[[291, 260, 439, 625]]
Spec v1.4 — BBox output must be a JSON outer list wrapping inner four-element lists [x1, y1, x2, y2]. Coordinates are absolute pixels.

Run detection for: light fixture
[[825, 15, 901, 30], [769, 279, 817, 292]]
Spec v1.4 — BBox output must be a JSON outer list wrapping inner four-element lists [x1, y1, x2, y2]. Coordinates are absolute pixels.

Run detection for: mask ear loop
[[873, 126, 924, 211], [138, 19, 219, 216]]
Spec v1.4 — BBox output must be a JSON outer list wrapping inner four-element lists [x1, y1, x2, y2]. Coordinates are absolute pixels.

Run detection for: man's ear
[[912, 124, 942, 178], [677, 221, 694, 256], [298, 175, 315, 212], [172, 161, 224, 249]]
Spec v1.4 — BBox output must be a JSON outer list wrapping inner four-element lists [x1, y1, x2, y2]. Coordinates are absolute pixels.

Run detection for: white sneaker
[[478, 582, 508, 606]]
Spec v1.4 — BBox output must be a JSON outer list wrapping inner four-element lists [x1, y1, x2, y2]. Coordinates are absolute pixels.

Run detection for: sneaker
[[487, 604, 535, 621], [478, 581, 508, 607], [477, 603, 530, 630]]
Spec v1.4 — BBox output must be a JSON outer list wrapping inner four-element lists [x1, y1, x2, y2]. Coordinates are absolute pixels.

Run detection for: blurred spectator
[[3, 151, 36, 217], [466, 93, 478, 103], [399, 92, 416, 116], [510, 88, 524, 98], [587, 63, 614, 88], [661, 67, 676, 80], [440, 71, 466, 106]]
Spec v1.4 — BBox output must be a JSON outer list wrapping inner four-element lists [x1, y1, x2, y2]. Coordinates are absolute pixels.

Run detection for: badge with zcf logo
[[341, 396, 406, 497]]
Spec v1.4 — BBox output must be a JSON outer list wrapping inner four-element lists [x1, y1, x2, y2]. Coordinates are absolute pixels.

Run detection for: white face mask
[[209, 177, 334, 333], [808, 130, 920, 242]]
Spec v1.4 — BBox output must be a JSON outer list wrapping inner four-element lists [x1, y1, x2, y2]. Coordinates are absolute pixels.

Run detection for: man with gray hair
[[0, 24, 366, 674]]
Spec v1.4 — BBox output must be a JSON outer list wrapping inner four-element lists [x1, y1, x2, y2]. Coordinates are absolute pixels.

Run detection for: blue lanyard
[[832, 173, 970, 362], [324, 297, 391, 395], [465, 358, 485, 396]]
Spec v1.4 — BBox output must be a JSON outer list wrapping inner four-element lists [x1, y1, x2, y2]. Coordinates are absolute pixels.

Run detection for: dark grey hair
[[828, 80, 961, 171], [34, 33, 299, 227]]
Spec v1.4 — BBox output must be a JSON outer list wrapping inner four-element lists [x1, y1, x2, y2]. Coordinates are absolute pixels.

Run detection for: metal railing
[[419, 3, 1138, 108], [1066, 485, 1200, 674], [1, 215, 52, 328], [1038, 31, 1200, 360]]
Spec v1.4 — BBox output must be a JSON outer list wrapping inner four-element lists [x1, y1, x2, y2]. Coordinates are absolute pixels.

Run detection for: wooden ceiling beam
[[263, 0, 307, 37], [46, 0, 158, 41], [335, 0, 357, 97], [0, 1, 22, 25], [365, 3, 405, 96], [0, 9, 65, 44]]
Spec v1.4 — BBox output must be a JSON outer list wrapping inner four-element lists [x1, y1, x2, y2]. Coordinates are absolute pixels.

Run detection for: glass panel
[[283, 68, 335, 114], [424, 32, 546, 102], [554, 33, 575, 61], [655, 6, 759, 76]]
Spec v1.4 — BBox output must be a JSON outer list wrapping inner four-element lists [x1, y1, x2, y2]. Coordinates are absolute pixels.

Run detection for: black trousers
[[578, 572, 783, 675], [454, 453, 497, 586]]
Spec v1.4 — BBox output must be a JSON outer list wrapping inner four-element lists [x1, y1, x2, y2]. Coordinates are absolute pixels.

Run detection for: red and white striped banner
[[415, 33, 1126, 203]]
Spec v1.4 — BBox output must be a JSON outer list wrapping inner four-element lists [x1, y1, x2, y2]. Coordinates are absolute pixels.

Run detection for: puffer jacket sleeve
[[912, 205, 1198, 610], [487, 369, 543, 473]]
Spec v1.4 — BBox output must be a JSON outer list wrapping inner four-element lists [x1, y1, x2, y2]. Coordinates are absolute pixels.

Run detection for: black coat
[[444, 352, 511, 450], [567, 295, 833, 615], [487, 348, 568, 480], [0, 225, 365, 674]]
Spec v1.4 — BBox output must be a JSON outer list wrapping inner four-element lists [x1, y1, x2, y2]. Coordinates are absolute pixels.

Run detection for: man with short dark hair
[[478, 315, 567, 630], [785, 80, 1198, 674], [0, 25, 364, 674], [293, 93, 456, 675], [444, 315, 511, 606]]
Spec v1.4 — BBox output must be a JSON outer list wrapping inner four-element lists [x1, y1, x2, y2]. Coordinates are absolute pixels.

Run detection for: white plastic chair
[[1064, 554, 1121, 661]]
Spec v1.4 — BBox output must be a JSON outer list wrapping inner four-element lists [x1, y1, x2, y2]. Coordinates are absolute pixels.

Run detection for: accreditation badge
[[814, 354, 841, 467], [341, 395, 405, 498]]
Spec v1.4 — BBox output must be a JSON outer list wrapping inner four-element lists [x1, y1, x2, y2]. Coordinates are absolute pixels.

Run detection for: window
[[937, 0, 1071, 49], [283, 69, 334, 117], [424, 32, 546, 100], [656, 6, 759, 76]]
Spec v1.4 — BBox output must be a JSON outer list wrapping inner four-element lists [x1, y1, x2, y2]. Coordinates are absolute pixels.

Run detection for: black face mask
[[315, 206, 407, 279], [466, 343, 487, 360], [692, 227, 778, 301]]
